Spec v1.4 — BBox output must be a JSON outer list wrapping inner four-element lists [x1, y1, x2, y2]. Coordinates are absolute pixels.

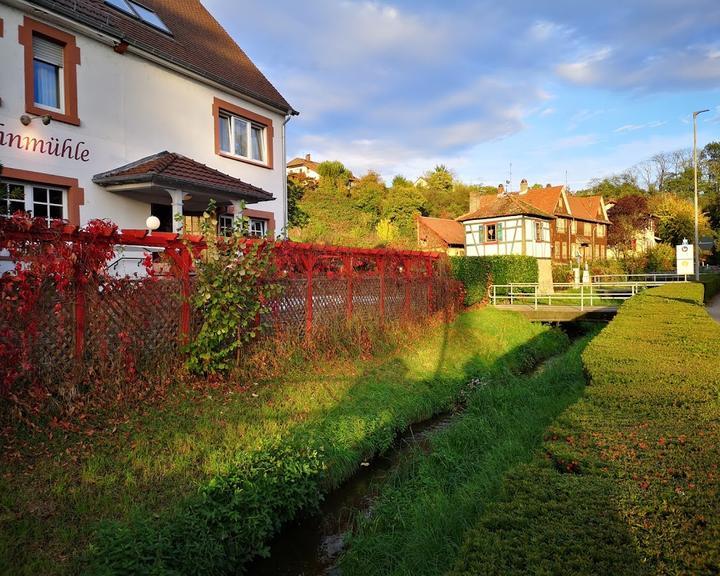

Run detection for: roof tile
[[27, 0, 293, 113]]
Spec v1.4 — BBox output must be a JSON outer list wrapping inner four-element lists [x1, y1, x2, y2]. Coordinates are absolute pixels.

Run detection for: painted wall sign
[[0, 122, 90, 162]]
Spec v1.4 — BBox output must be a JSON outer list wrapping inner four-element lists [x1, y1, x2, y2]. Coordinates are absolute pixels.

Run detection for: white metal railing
[[591, 273, 686, 283], [491, 281, 677, 311]]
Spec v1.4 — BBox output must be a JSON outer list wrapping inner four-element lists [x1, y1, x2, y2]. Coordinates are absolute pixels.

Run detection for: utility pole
[[693, 109, 709, 281]]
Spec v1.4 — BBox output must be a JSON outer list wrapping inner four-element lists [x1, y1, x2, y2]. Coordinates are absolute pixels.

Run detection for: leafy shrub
[[87, 442, 327, 575], [552, 264, 573, 283], [587, 258, 624, 278], [450, 256, 538, 305], [700, 272, 720, 301], [645, 243, 675, 272], [186, 209, 280, 375]]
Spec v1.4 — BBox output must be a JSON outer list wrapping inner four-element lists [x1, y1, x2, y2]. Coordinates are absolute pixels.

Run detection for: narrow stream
[[248, 411, 457, 576], [248, 322, 593, 576]]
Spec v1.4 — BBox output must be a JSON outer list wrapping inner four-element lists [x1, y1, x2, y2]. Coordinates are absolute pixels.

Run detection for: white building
[[458, 192, 554, 259], [287, 153, 320, 181], [0, 0, 296, 236]]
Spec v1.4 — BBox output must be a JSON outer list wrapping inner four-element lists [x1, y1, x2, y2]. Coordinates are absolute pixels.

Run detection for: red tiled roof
[[567, 195, 610, 223], [287, 157, 320, 171], [27, 0, 294, 114], [93, 151, 273, 201], [519, 185, 566, 214], [457, 194, 555, 222], [417, 216, 465, 246]]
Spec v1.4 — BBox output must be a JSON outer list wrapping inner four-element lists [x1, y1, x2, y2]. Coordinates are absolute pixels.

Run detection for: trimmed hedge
[[701, 272, 720, 302], [450, 256, 538, 306], [450, 283, 720, 575]]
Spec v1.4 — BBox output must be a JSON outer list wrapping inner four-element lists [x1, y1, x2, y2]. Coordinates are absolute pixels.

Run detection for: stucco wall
[[0, 5, 287, 232]]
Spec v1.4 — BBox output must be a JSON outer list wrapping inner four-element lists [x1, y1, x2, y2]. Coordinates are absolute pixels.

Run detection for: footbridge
[[491, 274, 687, 322]]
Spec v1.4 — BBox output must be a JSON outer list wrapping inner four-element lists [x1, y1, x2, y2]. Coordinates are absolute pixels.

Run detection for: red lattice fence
[[0, 225, 463, 391]]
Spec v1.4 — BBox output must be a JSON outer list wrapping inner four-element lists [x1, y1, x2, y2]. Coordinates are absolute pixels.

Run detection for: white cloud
[[614, 121, 666, 133]]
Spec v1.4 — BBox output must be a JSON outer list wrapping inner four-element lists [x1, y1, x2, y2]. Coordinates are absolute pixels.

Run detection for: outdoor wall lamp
[[20, 113, 52, 126], [146, 215, 161, 235]]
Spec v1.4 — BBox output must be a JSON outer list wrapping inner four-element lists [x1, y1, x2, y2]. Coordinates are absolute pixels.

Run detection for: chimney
[[497, 183, 505, 196], [305, 153, 311, 161], [469, 189, 482, 213], [519, 178, 528, 195], [546, 183, 552, 188]]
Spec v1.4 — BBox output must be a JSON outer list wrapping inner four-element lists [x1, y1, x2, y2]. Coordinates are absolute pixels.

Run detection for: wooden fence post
[[379, 255, 386, 324], [425, 257, 433, 316], [303, 252, 316, 335], [74, 274, 85, 361], [403, 257, 411, 319], [345, 254, 353, 321]]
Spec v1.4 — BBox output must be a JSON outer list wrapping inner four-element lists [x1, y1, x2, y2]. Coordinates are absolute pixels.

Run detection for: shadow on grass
[[42, 310, 566, 575]]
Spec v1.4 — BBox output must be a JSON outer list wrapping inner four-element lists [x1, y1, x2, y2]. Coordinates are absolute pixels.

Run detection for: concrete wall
[[0, 4, 288, 233]]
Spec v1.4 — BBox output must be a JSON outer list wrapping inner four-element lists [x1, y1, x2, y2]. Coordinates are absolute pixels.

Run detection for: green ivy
[[450, 256, 539, 306], [185, 203, 281, 375]]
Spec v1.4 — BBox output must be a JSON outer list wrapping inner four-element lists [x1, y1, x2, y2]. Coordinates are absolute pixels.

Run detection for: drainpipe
[[281, 110, 298, 239], [282, 113, 292, 240]]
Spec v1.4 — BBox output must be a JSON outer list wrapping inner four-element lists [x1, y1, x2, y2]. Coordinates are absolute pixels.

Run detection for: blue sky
[[207, 0, 720, 189]]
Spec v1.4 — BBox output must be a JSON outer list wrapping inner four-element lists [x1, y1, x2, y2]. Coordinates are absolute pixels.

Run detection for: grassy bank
[[450, 282, 720, 575], [340, 330, 594, 576], [0, 308, 566, 575]]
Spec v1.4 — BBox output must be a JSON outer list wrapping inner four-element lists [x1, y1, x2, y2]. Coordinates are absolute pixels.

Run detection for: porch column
[[231, 200, 244, 231], [166, 189, 184, 234]]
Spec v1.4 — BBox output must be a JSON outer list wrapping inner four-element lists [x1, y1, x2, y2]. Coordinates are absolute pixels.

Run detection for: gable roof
[[566, 195, 610, 223], [26, 0, 294, 114], [93, 151, 274, 201], [417, 216, 465, 246], [520, 185, 567, 214], [287, 157, 320, 171], [457, 194, 555, 222]]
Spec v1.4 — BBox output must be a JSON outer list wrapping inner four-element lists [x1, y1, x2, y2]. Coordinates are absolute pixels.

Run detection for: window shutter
[[33, 35, 64, 67]]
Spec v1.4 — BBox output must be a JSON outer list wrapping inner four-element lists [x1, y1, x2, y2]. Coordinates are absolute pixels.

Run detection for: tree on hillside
[[382, 182, 426, 237], [286, 176, 310, 229], [606, 194, 651, 254], [392, 175, 413, 188], [352, 171, 386, 224], [650, 194, 712, 246], [582, 172, 644, 199]]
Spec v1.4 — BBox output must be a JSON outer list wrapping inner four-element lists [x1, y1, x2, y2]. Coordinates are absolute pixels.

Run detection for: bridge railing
[[591, 273, 685, 283], [491, 281, 675, 311]]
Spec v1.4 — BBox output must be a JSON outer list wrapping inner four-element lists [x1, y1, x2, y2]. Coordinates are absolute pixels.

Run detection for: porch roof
[[92, 152, 274, 206]]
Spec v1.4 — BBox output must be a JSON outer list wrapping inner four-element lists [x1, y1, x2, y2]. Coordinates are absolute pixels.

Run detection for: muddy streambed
[[248, 411, 456, 575]]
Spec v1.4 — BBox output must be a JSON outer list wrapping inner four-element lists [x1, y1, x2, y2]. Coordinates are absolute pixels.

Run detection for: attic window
[[105, 0, 171, 34]]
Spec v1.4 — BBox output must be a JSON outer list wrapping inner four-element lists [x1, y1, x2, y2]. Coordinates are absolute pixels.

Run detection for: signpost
[[676, 239, 694, 279]]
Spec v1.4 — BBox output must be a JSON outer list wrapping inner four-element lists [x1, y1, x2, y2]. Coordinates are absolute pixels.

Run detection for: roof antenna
[[565, 169, 568, 190], [506, 162, 512, 194]]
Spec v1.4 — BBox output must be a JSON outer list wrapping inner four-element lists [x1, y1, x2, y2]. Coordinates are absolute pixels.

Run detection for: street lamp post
[[693, 109, 710, 281]]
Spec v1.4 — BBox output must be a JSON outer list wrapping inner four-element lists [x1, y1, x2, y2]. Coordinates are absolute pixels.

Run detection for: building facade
[[416, 216, 465, 256], [0, 0, 295, 236], [459, 181, 610, 265]]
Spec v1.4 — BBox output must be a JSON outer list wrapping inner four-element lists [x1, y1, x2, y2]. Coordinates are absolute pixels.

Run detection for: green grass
[[0, 308, 567, 576], [339, 330, 593, 576], [450, 282, 720, 575]]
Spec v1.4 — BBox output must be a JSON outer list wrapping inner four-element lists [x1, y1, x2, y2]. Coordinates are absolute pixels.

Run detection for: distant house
[[414, 177, 429, 188], [458, 180, 610, 265], [287, 154, 321, 180], [416, 216, 465, 256]]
